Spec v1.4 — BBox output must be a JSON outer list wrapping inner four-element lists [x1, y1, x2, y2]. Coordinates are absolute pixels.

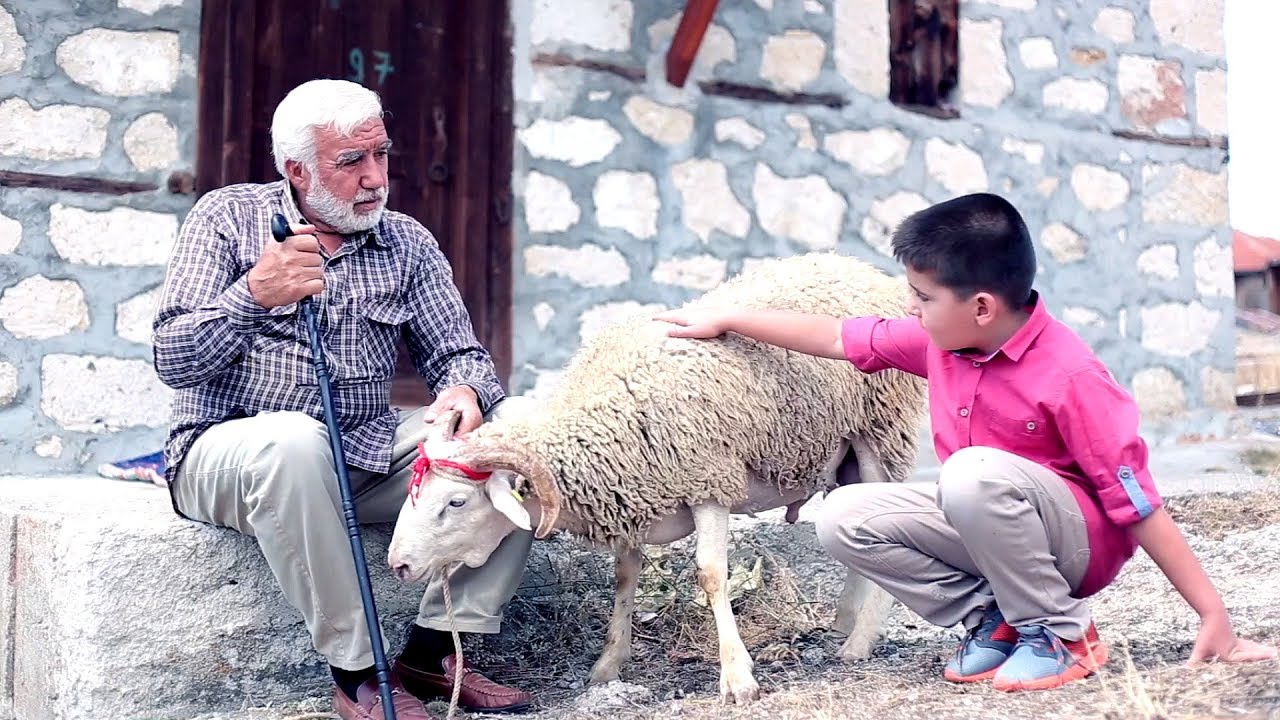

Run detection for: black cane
[[271, 214, 397, 720]]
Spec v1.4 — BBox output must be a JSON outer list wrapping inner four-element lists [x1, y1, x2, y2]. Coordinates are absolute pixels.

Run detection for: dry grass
[[229, 459, 1280, 720]]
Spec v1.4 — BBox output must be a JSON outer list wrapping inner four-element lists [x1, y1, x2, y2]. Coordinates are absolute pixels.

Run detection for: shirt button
[[959, 408, 969, 417], [972, 361, 981, 368], [1026, 421, 1037, 431]]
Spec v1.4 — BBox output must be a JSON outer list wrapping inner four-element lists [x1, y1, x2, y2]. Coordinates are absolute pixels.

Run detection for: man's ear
[[485, 473, 532, 532], [285, 158, 311, 194]]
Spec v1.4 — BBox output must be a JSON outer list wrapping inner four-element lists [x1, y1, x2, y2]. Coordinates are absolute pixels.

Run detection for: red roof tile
[[1234, 230, 1280, 274]]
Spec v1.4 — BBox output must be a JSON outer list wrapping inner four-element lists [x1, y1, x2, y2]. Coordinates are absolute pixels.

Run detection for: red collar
[[407, 442, 492, 506]]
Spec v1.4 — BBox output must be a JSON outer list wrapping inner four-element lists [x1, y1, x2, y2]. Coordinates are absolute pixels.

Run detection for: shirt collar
[[274, 179, 386, 248], [950, 289, 1049, 363], [995, 290, 1050, 362]]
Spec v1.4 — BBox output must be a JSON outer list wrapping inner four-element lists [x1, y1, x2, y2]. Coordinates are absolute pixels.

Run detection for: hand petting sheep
[[387, 252, 927, 705]]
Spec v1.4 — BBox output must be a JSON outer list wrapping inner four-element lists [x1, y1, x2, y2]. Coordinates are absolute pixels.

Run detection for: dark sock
[[331, 664, 376, 700], [399, 624, 456, 671]]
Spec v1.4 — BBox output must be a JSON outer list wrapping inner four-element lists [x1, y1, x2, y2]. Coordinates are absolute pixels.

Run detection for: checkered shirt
[[153, 180, 505, 490]]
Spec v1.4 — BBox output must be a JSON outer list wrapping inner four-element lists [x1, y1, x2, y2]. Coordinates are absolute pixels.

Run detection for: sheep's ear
[[485, 474, 532, 532]]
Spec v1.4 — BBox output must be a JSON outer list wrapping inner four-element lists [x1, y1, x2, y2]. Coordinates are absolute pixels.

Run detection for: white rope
[[442, 565, 463, 720]]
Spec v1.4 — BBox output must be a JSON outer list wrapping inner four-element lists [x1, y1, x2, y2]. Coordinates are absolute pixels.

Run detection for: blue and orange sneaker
[[943, 606, 1019, 682], [992, 622, 1108, 692]]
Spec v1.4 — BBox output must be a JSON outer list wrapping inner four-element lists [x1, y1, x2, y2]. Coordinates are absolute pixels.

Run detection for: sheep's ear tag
[[486, 475, 532, 532]]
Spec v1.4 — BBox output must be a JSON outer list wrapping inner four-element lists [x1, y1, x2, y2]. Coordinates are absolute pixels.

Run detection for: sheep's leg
[[834, 569, 895, 660], [691, 501, 760, 705], [588, 545, 643, 685], [832, 435, 895, 660]]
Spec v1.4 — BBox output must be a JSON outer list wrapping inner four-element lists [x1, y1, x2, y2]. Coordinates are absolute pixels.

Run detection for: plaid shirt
[[153, 180, 504, 491]]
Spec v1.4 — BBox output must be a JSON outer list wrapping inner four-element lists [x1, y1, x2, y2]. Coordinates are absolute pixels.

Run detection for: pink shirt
[[841, 292, 1161, 598]]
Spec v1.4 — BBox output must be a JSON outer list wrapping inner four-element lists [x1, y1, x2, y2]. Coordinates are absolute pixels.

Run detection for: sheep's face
[[387, 462, 530, 584]]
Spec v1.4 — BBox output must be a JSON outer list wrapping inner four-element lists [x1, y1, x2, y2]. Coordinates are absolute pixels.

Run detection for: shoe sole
[[943, 666, 1001, 683], [992, 643, 1109, 692]]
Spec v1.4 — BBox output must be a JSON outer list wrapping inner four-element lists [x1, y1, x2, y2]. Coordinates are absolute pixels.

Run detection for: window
[[889, 0, 960, 118]]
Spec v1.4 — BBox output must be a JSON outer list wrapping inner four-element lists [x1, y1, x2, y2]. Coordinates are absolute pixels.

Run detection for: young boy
[[654, 193, 1276, 692]]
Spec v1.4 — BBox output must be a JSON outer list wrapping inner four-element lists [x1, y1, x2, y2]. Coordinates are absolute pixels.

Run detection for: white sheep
[[387, 252, 927, 704]]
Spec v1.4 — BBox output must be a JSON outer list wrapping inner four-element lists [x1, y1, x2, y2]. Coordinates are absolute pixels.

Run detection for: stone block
[[0, 100, 109, 161], [0, 476, 420, 719], [0, 6, 23, 76]]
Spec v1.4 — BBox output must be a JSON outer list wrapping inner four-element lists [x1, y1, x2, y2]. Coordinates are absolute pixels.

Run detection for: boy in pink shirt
[[655, 193, 1275, 691]]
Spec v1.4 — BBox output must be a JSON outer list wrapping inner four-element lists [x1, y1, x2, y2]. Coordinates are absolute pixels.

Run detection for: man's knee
[[485, 394, 537, 423], [245, 411, 335, 495], [936, 446, 1019, 519]]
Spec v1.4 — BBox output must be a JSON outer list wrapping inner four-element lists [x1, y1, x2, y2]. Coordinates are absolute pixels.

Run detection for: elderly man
[[153, 79, 534, 719]]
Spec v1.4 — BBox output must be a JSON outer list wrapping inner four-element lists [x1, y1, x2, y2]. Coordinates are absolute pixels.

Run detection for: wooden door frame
[[193, 1, 515, 398]]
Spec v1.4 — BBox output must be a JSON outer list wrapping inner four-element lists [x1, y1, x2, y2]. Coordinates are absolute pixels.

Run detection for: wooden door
[[195, 0, 514, 407]]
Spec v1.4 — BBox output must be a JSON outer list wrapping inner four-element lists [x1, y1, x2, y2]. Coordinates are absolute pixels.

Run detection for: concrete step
[[0, 476, 424, 720]]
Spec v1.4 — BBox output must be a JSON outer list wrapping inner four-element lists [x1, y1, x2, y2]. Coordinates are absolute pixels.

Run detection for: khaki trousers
[[171, 399, 534, 670], [815, 445, 1093, 641]]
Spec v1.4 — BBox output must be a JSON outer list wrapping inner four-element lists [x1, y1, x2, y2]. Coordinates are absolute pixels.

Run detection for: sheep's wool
[[471, 252, 927, 549]]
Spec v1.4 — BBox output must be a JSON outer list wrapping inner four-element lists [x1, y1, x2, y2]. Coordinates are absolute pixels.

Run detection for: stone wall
[[508, 0, 1236, 442], [0, 0, 1238, 475], [0, 0, 196, 474]]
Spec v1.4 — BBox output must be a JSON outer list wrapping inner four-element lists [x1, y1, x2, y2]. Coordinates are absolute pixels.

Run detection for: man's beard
[[306, 175, 389, 234]]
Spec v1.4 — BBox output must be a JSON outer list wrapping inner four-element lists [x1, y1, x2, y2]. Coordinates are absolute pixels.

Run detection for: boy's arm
[[658, 308, 846, 359], [655, 308, 930, 375], [1057, 366, 1277, 663], [1130, 508, 1276, 662]]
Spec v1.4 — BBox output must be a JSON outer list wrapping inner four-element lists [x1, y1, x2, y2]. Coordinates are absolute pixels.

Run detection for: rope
[[443, 565, 463, 720]]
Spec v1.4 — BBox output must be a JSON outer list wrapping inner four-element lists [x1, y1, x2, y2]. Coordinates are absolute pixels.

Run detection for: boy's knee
[[936, 446, 1018, 517], [815, 484, 895, 564]]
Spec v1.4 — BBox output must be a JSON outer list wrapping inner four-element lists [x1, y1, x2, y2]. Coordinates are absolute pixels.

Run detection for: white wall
[[1226, 0, 1280, 238]]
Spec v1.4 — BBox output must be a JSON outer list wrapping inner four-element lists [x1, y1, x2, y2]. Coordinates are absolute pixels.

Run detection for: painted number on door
[[348, 48, 395, 86]]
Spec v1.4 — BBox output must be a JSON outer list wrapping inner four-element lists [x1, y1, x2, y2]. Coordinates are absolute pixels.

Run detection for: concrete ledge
[[0, 476, 423, 720]]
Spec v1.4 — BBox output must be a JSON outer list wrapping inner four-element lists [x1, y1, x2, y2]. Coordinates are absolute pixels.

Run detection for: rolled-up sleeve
[[1055, 366, 1163, 527], [841, 316, 930, 377]]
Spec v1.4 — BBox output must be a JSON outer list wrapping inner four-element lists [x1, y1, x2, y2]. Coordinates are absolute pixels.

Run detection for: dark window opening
[[889, 0, 960, 119]]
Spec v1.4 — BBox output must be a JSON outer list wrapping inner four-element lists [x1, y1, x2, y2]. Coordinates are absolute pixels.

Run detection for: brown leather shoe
[[395, 654, 534, 713], [333, 674, 434, 720]]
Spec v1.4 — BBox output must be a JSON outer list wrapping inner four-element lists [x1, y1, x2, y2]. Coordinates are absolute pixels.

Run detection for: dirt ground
[[233, 467, 1280, 720]]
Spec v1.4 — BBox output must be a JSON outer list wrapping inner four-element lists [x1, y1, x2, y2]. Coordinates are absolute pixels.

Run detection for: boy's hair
[[890, 193, 1037, 309]]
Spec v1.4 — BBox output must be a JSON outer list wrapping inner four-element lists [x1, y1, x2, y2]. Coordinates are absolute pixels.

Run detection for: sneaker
[[992, 622, 1108, 692], [943, 606, 1019, 683]]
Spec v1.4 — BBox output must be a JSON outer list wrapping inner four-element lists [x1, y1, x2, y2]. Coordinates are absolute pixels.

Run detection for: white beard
[[305, 173, 388, 234]]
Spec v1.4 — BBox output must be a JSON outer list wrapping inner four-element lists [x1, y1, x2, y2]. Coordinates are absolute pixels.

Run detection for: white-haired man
[[153, 79, 535, 719]]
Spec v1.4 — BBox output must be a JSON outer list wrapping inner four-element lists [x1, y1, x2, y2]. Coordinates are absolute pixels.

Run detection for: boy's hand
[[653, 309, 734, 339], [1190, 612, 1279, 664]]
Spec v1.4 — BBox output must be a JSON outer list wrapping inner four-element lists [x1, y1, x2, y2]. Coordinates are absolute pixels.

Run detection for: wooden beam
[[665, 0, 719, 87], [0, 170, 158, 195]]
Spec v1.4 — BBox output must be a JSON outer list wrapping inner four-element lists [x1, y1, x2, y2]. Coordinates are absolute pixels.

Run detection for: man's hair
[[270, 79, 384, 176], [890, 193, 1037, 308]]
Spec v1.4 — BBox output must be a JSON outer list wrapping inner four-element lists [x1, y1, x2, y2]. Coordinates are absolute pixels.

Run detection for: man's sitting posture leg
[[172, 401, 534, 718]]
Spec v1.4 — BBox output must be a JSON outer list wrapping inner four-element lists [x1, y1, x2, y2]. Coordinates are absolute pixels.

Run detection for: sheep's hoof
[[588, 661, 622, 686], [836, 630, 878, 661], [719, 667, 760, 704]]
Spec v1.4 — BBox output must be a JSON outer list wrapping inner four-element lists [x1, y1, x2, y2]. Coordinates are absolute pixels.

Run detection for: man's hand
[[653, 308, 736, 339], [1189, 611, 1279, 664], [424, 385, 483, 436], [247, 222, 324, 309]]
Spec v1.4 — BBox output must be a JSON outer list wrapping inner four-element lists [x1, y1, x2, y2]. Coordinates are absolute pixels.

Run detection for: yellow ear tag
[[511, 489, 524, 502]]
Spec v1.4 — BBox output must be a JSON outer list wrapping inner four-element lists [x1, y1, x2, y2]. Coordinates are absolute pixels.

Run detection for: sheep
[[387, 251, 927, 704]]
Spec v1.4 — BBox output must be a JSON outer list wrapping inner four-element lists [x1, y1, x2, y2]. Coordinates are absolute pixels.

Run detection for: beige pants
[[815, 445, 1093, 641], [171, 400, 534, 670]]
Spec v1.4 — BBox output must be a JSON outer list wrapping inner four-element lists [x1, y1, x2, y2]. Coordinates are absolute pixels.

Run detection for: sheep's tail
[[455, 438, 562, 540]]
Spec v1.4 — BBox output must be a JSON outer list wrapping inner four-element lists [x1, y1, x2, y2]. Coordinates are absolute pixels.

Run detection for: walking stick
[[271, 213, 397, 720]]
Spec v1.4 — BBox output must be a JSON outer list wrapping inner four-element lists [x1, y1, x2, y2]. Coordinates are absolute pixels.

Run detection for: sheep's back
[[515, 253, 927, 547]]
